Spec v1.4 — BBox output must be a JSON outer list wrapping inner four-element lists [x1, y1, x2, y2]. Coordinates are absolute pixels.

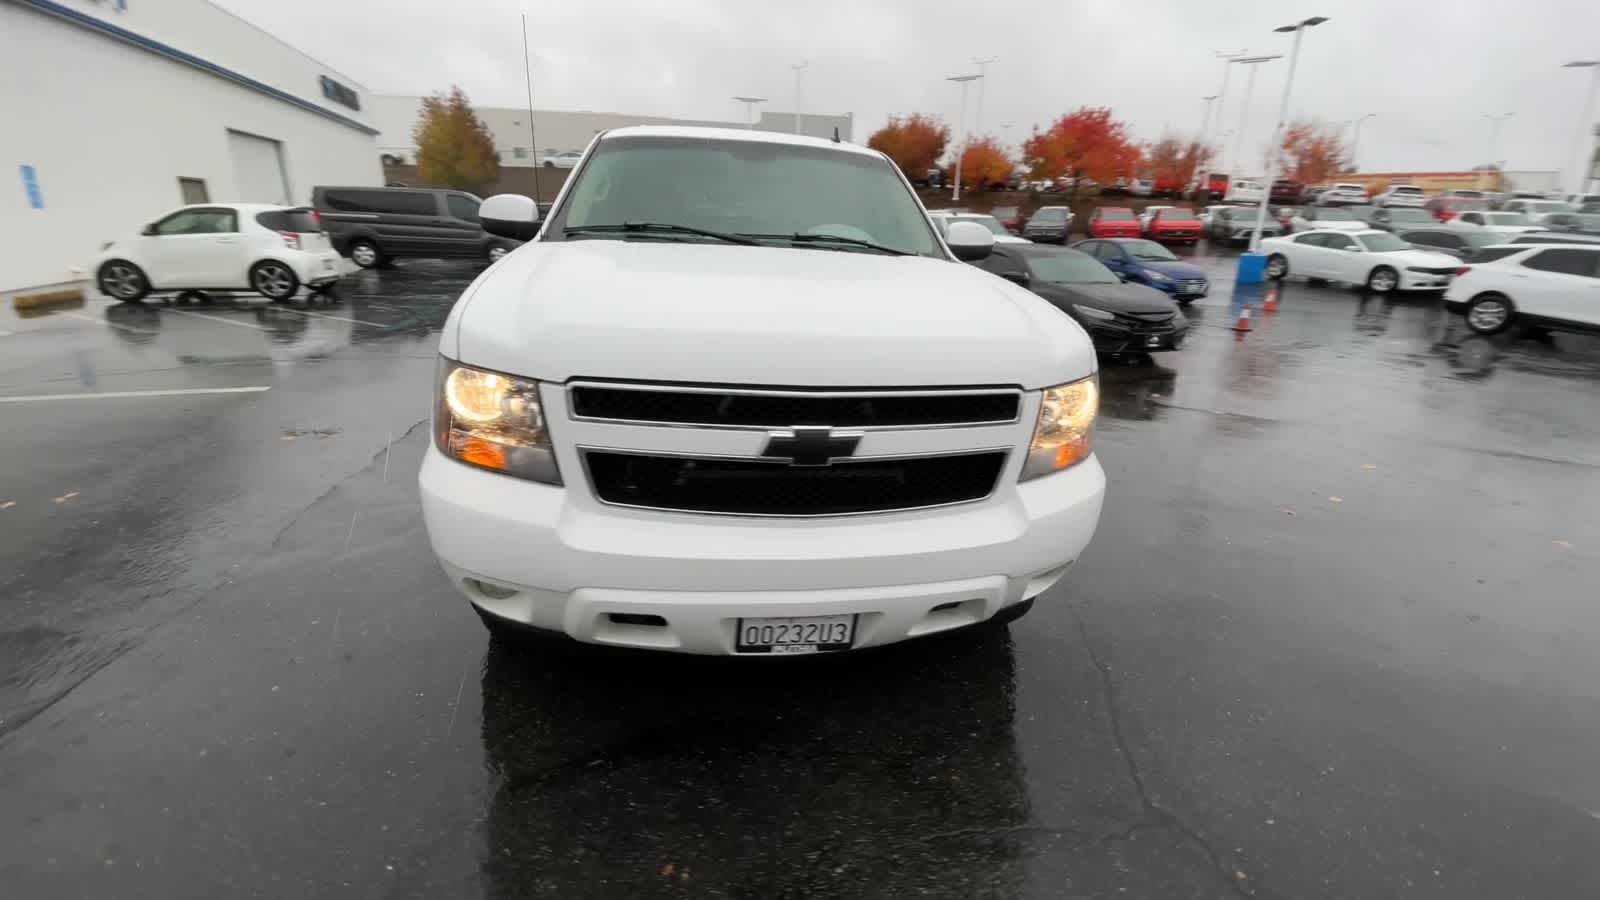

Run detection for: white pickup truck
[[418, 126, 1106, 656]]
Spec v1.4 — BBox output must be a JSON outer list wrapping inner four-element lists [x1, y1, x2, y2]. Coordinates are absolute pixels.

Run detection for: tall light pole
[[1482, 112, 1513, 189], [1249, 16, 1329, 253], [1229, 55, 1282, 179], [1563, 60, 1600, 197], [791, 61, 808, 135], [972, 56, 998, 139], [1211, 49, 1248, 168], [947, 73, 982, 203], [733, 96, 767, 129], [1348, 113, 1375, 173]]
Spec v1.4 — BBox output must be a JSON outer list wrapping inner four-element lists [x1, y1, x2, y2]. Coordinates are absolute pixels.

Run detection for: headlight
[[1020, 376, 1098, 481], [435, 358, 561, 484], [1146, 270, 1173, 283], [1073, 304, 1115, 321]]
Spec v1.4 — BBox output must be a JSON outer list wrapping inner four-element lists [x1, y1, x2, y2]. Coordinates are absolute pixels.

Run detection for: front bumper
[[419, 446, 1106, 654], [1024, 229, 1068, 242], [1082, 319, 1190, 352], [1399, 269, 1455, 291]]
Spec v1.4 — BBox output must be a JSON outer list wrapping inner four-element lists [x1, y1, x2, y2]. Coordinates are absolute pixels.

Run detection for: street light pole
[[1563, 61, 1600, 197], [947, 74, 981, 203], [1482, 112, 1513, 190], [972, 56, 997, 138], [1348, 113, 1375, 172], [791, 61, 809, 135], [1249, 16, 1329, 253], [733, 96, 767, 130], [1229, 55, 1282, 179], [1211, 49, 1247, 168]]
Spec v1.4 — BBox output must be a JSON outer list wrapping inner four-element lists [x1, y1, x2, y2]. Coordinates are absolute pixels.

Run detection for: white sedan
[[92, 203, 342, 303], [1288, 206, 1367, 233], [1261, 229, 1460, 293], [1445, 211, 1543, 241], [926, 211, 1032, 244]]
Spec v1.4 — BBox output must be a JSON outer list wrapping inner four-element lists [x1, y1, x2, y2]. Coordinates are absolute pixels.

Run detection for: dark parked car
[[1364, 207, 1437, 233], [974, 244, 1188, 353], [1071, 237, 1209, 303], [1021, 206, 1073, 243], [1397, 228, 1502, 261], [311, 186, 521, 268], [1270, 179, 1303, 204], [1205, 206, 1283, 246]]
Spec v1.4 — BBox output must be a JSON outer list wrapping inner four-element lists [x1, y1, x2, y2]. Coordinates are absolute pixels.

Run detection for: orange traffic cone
[[1233, 305, 1253, 333], [1263, 286, 1278, 312]]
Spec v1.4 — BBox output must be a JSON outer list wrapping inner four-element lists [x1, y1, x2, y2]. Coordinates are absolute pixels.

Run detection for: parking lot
[[4, 250, 1600, 899]]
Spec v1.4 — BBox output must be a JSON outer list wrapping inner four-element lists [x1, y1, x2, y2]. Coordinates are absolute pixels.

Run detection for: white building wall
[[1, 0, 381, 291]]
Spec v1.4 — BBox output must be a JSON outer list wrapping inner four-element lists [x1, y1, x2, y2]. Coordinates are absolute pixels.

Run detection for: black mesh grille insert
[[585, 451, 1007, 515], [570, 386, 1018, 427]]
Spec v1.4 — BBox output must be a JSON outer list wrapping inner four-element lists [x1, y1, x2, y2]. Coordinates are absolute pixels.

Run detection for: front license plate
[[736, 614, 856, 654]]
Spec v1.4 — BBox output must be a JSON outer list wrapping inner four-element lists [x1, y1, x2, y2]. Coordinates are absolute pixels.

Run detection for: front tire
[[1366, 265, 1399, 294], [251, 261, 300, 302], [98, 260, 150, 302], [1265, 254, 1288, 280], [1465, 293, 1514, 334]]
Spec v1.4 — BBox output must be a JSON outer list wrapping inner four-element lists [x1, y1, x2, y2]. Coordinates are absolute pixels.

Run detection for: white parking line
[[56, 310, 159, 334], [269, 306, 393, 328], [0, 386, 272, 403], [163, 308, 270, 330]]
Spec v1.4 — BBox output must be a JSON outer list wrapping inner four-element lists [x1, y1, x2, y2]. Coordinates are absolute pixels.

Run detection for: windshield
[[1099, 209, 1134, 220], [1358, 232, 1410, 252], [1023, 249, 1119, 284], [991, 207, 1019, 218], [1525, 202, 1567, 213], [1158, 210, 1197, 221], [1485, 213, 1532, 225], [1122, 239, 1178, 261], [556, 136, 941, 257], [1032, 208, 1068, 222], [1315, 208, 1357, 221], [952, 216, 1009, 236], [1389, 209, 1433, 222], [1577, 214, 1600, 229]]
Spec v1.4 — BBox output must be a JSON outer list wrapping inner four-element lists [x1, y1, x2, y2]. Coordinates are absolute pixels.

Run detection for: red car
[[1425, 196, 1486, 222], [1087, 207, 1141, 237], [1146, 207, 1202, 244], [1153, 175, 1182, 198], [990, 206, 1027, 233]]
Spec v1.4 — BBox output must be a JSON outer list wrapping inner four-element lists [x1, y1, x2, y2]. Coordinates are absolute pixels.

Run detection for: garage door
[[227, 129, 289, 205]]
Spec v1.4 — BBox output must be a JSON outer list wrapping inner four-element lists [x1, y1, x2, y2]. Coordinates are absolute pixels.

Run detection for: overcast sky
[[218, 0, 1600, 179]]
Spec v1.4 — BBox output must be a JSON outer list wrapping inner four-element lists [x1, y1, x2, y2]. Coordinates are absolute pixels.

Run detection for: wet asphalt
[[2, 248, 1599, 899]]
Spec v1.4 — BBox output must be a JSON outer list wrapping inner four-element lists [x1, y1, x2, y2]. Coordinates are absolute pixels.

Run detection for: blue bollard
[[1235, 251, 1267, 285]]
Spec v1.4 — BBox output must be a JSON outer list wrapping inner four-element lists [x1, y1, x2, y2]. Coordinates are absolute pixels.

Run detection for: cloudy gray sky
[[218, 0, 1600, 179]]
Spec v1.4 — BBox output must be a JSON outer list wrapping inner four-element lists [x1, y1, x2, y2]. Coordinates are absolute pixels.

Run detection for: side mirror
[[479, 194, 540, 241], [141, 223, 157, 236], [1000, 270, 1030, 287], [944, 220, 995, 261]]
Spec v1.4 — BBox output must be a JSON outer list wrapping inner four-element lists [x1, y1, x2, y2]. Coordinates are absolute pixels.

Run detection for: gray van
[[311, 186, 520, 268]]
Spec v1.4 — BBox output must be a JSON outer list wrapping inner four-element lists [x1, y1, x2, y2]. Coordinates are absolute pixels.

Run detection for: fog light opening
[[608, 613, 667, 628], [464, 578, 518, 600]]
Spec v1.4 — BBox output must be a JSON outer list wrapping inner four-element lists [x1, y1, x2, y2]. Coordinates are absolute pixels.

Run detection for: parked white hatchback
[[1444, 210, 1542, 242], [1445, 243, 1600, 334], [93, 203, 341, 303], [1261, 229, 1460, 293], [418, 126, 1106, 656]]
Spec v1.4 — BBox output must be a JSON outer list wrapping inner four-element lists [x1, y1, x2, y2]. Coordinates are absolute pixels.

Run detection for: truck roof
[[601, 125, 878, 158]]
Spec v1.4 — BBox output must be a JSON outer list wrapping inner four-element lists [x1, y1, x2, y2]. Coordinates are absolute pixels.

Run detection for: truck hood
[[450, 241, 1095, 390]]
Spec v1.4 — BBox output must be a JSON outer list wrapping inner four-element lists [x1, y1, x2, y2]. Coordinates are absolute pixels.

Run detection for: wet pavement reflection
[[4, 248, 1600, 899]]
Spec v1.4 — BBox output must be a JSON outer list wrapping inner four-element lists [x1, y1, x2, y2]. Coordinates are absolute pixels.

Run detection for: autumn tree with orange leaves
[[947, 137, 1012, 189], [1276, 119, 1349, 186], [868, 114, 951, 181], [1022, 107, 1142, 200], [1144, 133, 1215, 195]]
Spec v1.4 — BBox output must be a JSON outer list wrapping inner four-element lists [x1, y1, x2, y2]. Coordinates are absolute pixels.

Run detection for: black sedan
[[1363, 206, 1436, 233], [973, 244, 1188, 353]]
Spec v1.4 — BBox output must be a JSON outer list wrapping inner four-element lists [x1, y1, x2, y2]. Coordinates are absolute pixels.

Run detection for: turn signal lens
[[435, 358, 561, 485], [1020, 376, 1098, 481]]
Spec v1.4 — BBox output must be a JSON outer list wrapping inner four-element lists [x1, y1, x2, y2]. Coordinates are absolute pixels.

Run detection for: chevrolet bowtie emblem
[[761, 426, 863, 467]]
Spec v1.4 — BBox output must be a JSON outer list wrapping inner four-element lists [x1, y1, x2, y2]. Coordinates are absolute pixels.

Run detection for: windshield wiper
[[563, 222, 760, 246], [744, 233, 913, 256]]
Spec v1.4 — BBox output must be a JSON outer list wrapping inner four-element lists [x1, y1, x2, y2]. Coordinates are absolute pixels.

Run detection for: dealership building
[[3, 0, 383, 292]]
